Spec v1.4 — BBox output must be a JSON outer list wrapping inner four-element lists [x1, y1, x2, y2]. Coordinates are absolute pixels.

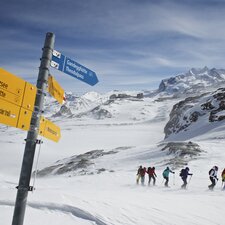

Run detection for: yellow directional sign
[[0, 68, 61, 139], [0, 98, 20, 128], [48, 75, 65, 104], [22, 82, 37, 111], [0, 68, 37, 131], [0, 98, 32, 131], [17, 108, 33, 131], [0, 68, 37, 110], [38, 116, 61, 142], [0, 68, 26, 96], [0, 88, 23, 106], [38, 116, 46, 136]]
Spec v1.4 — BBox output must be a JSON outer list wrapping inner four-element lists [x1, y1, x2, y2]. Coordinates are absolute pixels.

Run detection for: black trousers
[[148, 175, 156, 185], [164, 177, 169, 186], [181, 177, 187, 188], [208, 177, 216, 189]]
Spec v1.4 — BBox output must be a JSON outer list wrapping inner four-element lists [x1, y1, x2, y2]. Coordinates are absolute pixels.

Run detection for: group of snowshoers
[[136, 165, 225, 190]]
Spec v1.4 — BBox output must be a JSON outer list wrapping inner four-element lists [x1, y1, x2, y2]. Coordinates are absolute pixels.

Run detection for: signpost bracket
[[24, 139, 43, 144], [15, 186, 34, 192], [36, 139, 43, 144]]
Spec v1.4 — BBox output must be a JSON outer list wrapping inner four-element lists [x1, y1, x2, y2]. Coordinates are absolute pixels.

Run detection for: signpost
[[12, 32, 55, 225], [10, 32, 98, 225], [51, 50, 99, 86]]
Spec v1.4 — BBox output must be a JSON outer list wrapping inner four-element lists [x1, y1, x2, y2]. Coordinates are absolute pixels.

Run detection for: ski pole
[[173, 173, 175, 185], [186, 175, 192, 188], [189, 175, 192, 183]]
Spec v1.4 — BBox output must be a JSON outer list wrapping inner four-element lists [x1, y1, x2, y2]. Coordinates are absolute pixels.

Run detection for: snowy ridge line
[[0, 200, 108, 225]]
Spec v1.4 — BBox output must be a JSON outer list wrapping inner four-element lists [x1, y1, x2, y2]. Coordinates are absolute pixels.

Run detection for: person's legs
[[181, 177, 187, 189], [208, 177, 215, 190], [141, 176, 145, 185], [165, 177, 169, 187], [136, 174, 140, 184], [148, 175, 151, 185], [153, 176, 156, 185]]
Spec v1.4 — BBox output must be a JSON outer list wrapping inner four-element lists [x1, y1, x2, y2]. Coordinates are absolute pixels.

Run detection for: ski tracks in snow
[[0, 200, 108, 225]]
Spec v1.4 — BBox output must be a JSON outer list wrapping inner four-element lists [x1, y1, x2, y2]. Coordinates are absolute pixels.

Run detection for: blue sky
[[1, 0, 225, 94]]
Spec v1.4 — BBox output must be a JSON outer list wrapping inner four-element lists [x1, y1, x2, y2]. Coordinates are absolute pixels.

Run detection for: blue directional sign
[[51, 50, 99, 86]]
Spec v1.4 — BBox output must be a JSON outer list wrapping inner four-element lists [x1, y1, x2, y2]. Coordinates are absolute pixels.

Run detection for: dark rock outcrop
[[164, 88, 225, 138]]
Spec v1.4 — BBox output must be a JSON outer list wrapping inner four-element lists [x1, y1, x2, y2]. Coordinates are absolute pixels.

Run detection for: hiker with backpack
[[208, 166, 219, 190], [136, 165, 142, 184], [147, 167, 157, 186], [136, 166, 146, 185], [179, 167, 193, 189], [221, 168, 225, 190], [162, 166, 175, 187]]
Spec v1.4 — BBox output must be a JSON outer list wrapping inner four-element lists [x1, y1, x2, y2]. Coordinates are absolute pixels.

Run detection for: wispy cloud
[[1, 0, 225, 93]]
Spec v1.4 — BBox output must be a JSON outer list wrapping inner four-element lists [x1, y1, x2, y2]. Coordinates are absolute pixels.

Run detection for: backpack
[[209, 168, 214, 175], [222, 169, 225, 176], [149, 168, 155, 175], [147, 167, 152, 174], [180, 169, 185, 177], [140, 168, 146, 176]]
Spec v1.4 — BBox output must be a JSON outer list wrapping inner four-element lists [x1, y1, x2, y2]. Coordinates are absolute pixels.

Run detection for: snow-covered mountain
[[158, 66, 225, 97], [45, 90, 147, 121], [45, 67, 225, 121]]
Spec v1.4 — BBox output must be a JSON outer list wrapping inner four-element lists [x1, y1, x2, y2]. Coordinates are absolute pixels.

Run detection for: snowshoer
[[140, 167, 146, 185], [147, 167, 157, 185], [179, 167, 193, 189], [162, 167, 175, 187], [221, 168, 225, 190], [136, 166, 142, 184], [208, 166, 218, 190], [136, 166, 146, 185]]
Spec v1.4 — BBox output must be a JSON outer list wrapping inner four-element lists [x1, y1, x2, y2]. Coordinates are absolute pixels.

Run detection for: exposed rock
[[90, 107, 112, 120], [137, 93, 144, 99], [164, 88, 225, 138], [34, 149, 118, 177], [164, 94, 207, 138], [52, 104, 73, 117], [159, 141, 204, 168], [109, 93, 144, 100]]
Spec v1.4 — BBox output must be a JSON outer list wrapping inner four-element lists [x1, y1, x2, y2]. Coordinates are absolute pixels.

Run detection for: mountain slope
[[164, 88, 225, 140]]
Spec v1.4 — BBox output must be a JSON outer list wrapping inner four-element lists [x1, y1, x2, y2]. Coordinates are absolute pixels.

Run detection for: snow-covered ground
[[0, 93, 224, 225]]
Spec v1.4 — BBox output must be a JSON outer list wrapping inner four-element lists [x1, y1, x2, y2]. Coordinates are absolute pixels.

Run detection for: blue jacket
[[163, 168, 174, 178]]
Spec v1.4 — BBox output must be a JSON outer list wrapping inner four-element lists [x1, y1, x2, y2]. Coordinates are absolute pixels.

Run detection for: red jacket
[[140, 167, 146, 176], [147, 167, 156, 176]]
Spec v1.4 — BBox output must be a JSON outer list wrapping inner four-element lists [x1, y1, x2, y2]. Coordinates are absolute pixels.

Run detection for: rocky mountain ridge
[[164, 88, 225, 139]]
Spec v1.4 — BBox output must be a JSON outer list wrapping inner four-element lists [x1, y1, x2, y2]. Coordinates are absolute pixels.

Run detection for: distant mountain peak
[[189, 66, 209, 75], [157, 67, 225, 97]]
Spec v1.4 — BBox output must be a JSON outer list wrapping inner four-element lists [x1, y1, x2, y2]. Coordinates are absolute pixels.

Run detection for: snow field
[[0, 94, 224, 225]]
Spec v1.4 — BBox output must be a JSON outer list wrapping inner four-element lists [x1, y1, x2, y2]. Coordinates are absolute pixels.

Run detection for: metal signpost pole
[[12, 32, 55, 225]]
